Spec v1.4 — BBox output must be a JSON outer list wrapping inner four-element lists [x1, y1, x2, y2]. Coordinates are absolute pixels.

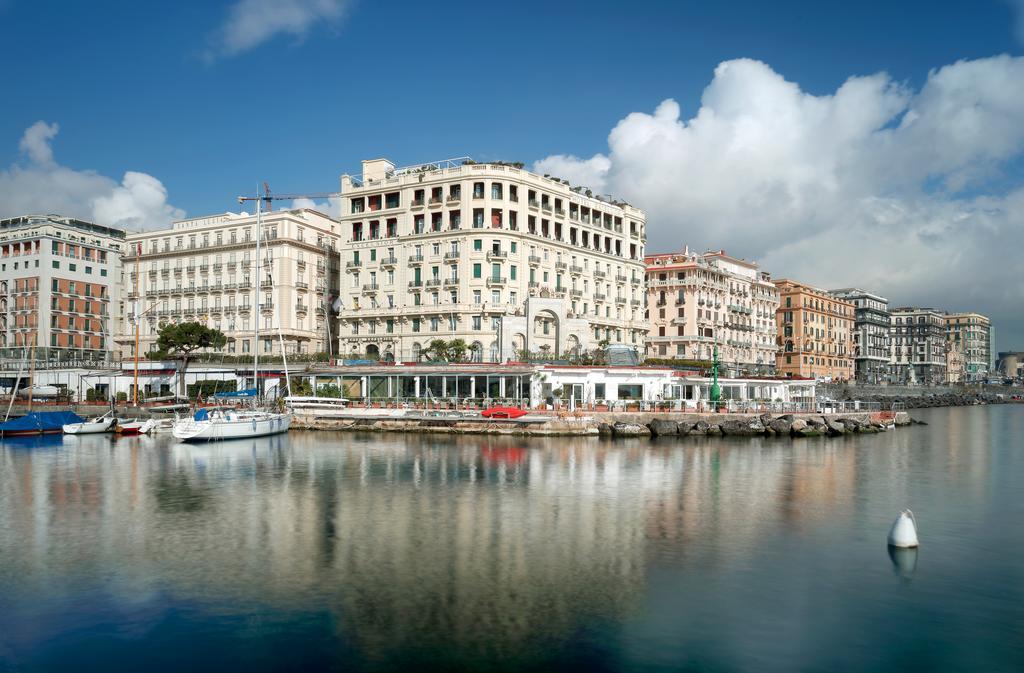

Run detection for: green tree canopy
[[156, 322, 228, 356]]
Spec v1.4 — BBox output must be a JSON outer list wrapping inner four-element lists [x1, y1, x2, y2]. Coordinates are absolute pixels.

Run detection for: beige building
[[335, 158, 647, 362], [889, 307, 947, 385], [944, 312, 991, 382], [116, 209, 341, 358], [645, 248, 779, 373], [774, 279, 855, 380], [0, 214, 125, 364]]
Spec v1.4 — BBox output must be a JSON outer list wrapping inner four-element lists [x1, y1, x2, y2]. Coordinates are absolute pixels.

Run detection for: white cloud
[[532, 154, 610, 195], [208, 0, 350, 59], [0, 121, 184, 231], [534, 56, 1024, 351], [291, 196, 342, 218]]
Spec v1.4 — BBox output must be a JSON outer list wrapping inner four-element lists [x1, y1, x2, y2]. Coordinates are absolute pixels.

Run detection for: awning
[[211, 388, 258, 398]]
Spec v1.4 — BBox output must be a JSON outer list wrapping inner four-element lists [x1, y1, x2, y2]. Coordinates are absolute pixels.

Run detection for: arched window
[[411, 342, 422, 361], [488, 341, 499, 363], [470, 341, 483, 362]]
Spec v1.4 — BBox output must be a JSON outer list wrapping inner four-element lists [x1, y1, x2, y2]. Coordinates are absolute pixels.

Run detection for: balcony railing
[[486, 277, 507, 287], [346, 260, 362, 269], [408, 255, 424, 264], [486, 251, 507, 261], [569, 265, 583, 274], [554, 262, 567, 271], [528, 255, 541, 265]]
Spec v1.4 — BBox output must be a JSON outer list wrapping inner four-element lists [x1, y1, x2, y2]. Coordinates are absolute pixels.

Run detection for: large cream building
[[116, 209, 341, 358], [644, 248, 779, 374], [335, 158, 647, 362], [944, 312, 991, 382]]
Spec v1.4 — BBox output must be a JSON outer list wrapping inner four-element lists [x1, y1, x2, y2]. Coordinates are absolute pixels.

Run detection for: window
[[52, 261, 59, 269], [510, 266, 517, 280], [473, 263, 482, 278], [491, 290, 500, 303], [473, 290, 481, 304], [473, 316, 482, 330], [473, 239, 482, 251], [412, 318, 421, 332]]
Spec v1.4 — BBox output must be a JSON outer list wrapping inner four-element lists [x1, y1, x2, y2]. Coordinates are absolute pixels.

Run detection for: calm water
[[1, 406, 1022, 672]]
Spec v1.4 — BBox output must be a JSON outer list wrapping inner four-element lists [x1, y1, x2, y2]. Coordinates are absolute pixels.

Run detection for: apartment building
[[889, 307, 947, 385], [0, 214, 125, 363], [117, 209, 341, 358], [774, 279, 855, 380], [944, 312, 991, 382], [335, 158, 647, 362], [645, 248, 778, 373], [829, 288, 891, 384]]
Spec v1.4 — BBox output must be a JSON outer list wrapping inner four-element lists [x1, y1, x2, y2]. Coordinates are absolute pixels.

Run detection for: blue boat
[[0, 411, 84, 437]]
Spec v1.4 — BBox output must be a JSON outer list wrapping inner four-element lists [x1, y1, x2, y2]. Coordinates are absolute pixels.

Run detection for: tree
[[156, 322, 228, 397], [447, 339, 468, 363], [425, 339, 450, 362]]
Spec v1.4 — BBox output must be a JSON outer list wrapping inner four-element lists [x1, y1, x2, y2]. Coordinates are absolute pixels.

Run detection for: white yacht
[[172, 408, 292, 441]]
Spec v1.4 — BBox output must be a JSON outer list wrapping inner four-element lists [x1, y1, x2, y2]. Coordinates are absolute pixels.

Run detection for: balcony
[[296, 281, 308, 290], [554, 262, 567, 271], [346, 260, 362, 270], [595, 292, 607, 301], [227, 262, 236, 270], [444, 278, 460, 287], [446, 195, 461, 205], [296, 260, 306, 270], [408, 280, 423, 289], [528, 199, 540, 209], [486, 251, 507, 261], [615, 296, 627, 304], [444, 252, 460, 262], [553, 287, 567, 297], [411, 198, 425, 209], [616, 274, 627, 283], [594, 269, 606, 279], [555, 208, 565, 218], [569, 265, 583, 275], [528, 255, 541, 266], [316, 262, 326, 273], [380, 256, 397, 267], [541, 203, 552, 213], [631, 299, 642, 307], [486, 277, 507, 287], [425, 278, 442, 288], [408, 255, 424, 265], [428, 197, 443, 207], [160, 269, 170, 277], [260, 303, 274, 312], [199, 264, 209, 272], [570, 289, 583, 299], [296, 303, 309, 313], [528, 281, 540, 289], [173, 268, 182, 276], [213, 263, 222, 272]]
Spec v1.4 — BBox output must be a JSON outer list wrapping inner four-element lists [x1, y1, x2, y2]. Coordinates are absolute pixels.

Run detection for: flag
[[332, 296, 344, 313]]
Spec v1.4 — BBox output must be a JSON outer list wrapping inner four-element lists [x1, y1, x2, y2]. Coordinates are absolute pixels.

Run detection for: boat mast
[[132, 243, 141, 406], [253, 186, 261, 404], [27, 338, 36, 414]]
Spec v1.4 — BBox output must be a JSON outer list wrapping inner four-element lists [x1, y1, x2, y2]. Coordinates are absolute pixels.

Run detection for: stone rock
[[769, 418, 794, 435], [806, 417, 827, 429], [894, 412, 912, 426], [824, 419, 847, 436], [612, 422, 651, 437], [859, 424, 880, 433], [689, 420, 711, 436], [720, 418, 766, 436], [677, 421, 696, 435], [790, 419, 808, 432], [597, 423, 614, 437], [648, 419, 680, 437], [796, 426, 825, 437], [706, 424, 722, 436], [779, 414, 795, 422], [759, 413, 774, 428]]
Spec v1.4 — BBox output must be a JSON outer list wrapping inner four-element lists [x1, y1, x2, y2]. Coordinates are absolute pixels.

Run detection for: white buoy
[[887, 509, 919, 548]]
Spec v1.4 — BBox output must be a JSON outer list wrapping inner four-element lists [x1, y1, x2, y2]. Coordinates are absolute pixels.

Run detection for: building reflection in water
[[0, 424, 976, 661]]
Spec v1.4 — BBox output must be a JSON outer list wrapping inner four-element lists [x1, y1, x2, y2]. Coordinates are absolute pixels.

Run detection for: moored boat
[[0, 411, 85, 437], [115, 419, 155, 435], [63, 412, 117, 435], [172, 408, 292, 442]]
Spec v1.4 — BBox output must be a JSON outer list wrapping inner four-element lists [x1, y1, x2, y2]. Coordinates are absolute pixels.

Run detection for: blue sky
[[2, 0, 1024, 353], [1, 0, 1019, 213]]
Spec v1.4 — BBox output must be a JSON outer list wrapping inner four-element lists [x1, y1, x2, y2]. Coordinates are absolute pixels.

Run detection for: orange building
[[774, 279, 854, 381]]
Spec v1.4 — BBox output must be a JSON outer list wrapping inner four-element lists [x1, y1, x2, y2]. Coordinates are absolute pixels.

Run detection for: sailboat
[[172, 187, 293, 442]]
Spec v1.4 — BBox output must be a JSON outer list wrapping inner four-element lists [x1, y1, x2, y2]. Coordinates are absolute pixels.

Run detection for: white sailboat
[[172, 186, 293, 442], [63, 411, 117, 435]]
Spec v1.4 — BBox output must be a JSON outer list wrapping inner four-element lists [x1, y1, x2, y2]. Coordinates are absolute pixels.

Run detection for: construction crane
[[237, 182, 339, 212]]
